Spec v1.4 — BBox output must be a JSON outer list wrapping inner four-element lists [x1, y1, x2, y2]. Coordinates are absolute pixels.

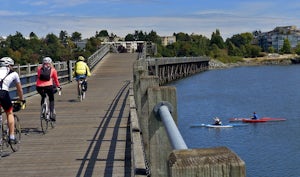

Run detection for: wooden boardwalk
[[0, 53, 138, 177]]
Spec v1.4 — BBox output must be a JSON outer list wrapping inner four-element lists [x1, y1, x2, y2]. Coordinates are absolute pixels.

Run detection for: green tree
[[227, 32, 253, 48], [227, 41, 242, 56], [59, 30, 68, 42], [280, 38, 291, 54], [210, 29, 225, 49], [146, 30, 161, 44], [268, 46, 275, 53], [6, 31, 28, 51], [71, 31, 82, 42], [244, 44, 261, 58], [96, 30, 109, 38], [29, 32, 38, 39], [175, 32, 190, 42], [295, 43, 300, 55], [190, 34, 210, 56], [124, 34, 135, 41]]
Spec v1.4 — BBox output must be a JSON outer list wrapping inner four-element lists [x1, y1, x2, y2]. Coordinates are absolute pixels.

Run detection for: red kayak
[[242, 119, 267, 123], [229, 117, 286, 122]]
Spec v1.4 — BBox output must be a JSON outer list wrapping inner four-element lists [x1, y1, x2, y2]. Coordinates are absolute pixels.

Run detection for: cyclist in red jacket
[[36, 57, 61, 121]]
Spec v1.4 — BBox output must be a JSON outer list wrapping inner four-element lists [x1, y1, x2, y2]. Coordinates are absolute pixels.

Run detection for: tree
[[175, 32, 190, 42], [45, 33, 60, 45], [227, 41, 242, 56], [29, 32, 38, 39], [190, 34, 210, 56], [125, 34, 135, 41], [280, 38, 291, 54], [295, 43, 300, 55], [6, 31, 27, 51], [227, 32, 253, 48], [146, 30, 161, 44], [59, 30, 68, 42], [268, 46, 275, 53], [96, 30, 109, 38], [210, 29, 225, 49], [71, 31, 82, 42], [244, 44, 261, 58]]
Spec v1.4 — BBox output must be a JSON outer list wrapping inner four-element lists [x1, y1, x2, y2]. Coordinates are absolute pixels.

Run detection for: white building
[[161, 36, 176, 46], [102, 41, 145, 53]]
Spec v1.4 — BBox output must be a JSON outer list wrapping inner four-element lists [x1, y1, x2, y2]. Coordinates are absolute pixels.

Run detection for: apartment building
[[257, 26, 300, 52], [161, 36, 176, 46], [102, 41, 145, 53]]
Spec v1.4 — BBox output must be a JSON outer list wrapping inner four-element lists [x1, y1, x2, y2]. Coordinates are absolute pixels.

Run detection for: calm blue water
[[169, 65, 300, 177]]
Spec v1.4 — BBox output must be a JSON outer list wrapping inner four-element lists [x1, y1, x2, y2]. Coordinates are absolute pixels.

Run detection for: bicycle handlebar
[[58, 87, 62, 95], [11, 99, 26, 112]]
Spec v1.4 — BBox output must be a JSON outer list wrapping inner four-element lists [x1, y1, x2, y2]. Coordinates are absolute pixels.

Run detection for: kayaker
[[214, 117, 222, 125], [252, 112, 259, 119]]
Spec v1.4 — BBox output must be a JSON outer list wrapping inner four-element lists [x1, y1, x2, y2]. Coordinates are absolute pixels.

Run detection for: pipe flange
[[153, 101, 173, 115]]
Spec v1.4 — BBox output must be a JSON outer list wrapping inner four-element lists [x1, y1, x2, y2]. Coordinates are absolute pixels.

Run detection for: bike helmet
[[0, 57, 15, 66], [43, 57, 52, 64], [78, 56, 85, 61]]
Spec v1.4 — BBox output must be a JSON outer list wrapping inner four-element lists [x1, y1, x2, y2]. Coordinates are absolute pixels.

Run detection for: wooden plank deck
[[0, 53, 138, 177]]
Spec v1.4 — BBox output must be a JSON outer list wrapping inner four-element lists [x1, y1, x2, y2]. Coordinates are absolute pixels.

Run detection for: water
[[168, 65, 300, 177]]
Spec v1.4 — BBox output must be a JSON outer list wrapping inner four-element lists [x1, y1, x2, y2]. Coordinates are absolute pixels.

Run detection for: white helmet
[[0, 57, 15, 66], [43, 57, 52, 64]]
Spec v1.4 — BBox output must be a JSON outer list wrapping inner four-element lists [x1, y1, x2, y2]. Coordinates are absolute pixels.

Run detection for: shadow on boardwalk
[[0, 53, 137, 177]]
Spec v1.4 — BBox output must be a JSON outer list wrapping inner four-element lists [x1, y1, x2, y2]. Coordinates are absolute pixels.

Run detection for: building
[[161, 36, 176, 46], [102, 41, 145, 53], [257, 26, 300, 52]]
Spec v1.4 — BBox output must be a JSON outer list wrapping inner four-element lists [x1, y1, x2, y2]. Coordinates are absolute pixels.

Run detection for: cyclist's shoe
[[9, 138, 18, 145], [50, 112, 56, 121]]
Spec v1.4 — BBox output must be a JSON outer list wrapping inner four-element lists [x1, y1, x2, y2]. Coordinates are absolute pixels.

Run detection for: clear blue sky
[[1, 0, 300, 39]]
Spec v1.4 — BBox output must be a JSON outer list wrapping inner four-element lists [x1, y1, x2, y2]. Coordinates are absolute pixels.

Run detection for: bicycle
[[0, 99, 26, 157], [78, 78, 87, 102], [40, 88, 61, 134]]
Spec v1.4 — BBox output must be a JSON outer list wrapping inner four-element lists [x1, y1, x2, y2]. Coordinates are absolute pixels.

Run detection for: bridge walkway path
[[0, 53, 138, 177]]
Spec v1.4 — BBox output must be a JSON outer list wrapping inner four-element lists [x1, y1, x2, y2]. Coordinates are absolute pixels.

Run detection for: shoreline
[[209, 54, 298, 69]]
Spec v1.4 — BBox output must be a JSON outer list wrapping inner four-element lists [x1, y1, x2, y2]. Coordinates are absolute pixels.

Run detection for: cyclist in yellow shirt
[[73, 56, 91, 98]]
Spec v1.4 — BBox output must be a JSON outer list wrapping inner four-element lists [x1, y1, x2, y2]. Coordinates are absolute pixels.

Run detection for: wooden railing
[[9, 44, 110, 98], [132, 58, 246, 177]]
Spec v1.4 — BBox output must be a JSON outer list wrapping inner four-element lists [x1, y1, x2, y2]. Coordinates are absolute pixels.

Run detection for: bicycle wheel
[[40, 104, 48, 134], [50, 110, 56, 129], [79, 88, 83, 102], [82, 91, 86, 100], [0, 122, 4, 157], [9, 114, 21, 152]]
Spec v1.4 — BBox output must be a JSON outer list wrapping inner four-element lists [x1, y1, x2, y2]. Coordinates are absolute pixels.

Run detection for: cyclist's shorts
[[75, 75, 86, 81], [0, 90, 13, 112]]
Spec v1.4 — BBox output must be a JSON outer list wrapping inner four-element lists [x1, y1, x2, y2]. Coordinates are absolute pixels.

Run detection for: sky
[[1, 0, 300, 40]]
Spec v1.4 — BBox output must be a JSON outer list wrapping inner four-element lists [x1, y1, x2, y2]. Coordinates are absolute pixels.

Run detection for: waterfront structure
[[102, 41, 145, 53], [161, 35, 176, 46], [257, 26, 300, 52]]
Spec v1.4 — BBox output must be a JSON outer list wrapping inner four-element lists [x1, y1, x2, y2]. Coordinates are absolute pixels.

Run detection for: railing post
[[168, 147, 246, 177], [155, 58, 159, 76], [17, 64, 21, 75], [154, 102, 187, 150], [68, 60, 73, 82], [146, 86, 177, 177], [27, 63, 31, 74]]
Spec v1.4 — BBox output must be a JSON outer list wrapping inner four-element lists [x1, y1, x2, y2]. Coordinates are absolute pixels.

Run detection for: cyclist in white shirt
[[0, 57, 24, 144]]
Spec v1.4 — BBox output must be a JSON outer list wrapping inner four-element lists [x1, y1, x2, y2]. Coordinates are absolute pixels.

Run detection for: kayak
[[229, 117, 286, 122], [242, 119, 267, 123], [191, 123, 247, 128]]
